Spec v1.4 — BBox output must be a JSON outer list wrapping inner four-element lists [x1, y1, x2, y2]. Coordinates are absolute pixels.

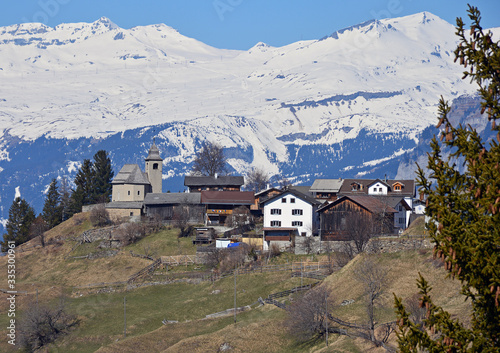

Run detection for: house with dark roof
[[261, 189, 321, 250], [143, 193, 204, 223], [184, 175, 244, 193], [317, 195, 397, 241], [338, 178, 415, 198], [201, 190, 255, 225]]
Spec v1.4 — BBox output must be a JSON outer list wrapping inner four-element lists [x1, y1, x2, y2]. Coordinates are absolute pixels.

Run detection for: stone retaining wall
[[320, 236, 432, 254]]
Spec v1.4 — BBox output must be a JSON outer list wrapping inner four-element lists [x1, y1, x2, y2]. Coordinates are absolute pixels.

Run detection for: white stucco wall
[[112, 184, 148, 202], [263, 192, 318, 236], [368, 182, 388, 195]]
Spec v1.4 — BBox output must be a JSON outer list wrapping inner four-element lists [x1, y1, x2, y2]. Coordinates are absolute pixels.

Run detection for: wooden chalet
[[201, 190, 254, 225], [309, 178, 343, 201], [318, 195, 397, 241], [184, 175, 244, 192]]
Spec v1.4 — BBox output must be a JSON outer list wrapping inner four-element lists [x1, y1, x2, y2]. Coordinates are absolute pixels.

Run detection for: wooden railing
[[160, 255, 196, 266], [128, 258, 162, 284]]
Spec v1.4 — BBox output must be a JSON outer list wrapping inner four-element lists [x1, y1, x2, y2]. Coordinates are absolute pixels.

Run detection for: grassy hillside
[[0, 215, 469, 352]]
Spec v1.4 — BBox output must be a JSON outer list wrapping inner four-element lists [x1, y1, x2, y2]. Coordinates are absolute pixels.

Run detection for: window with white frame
[[292, 209, 303, 215], [290, 198, 295, 203], [270, 220, 281, 227], [292, 221, 303, 227], [281, 198, 287, 203]]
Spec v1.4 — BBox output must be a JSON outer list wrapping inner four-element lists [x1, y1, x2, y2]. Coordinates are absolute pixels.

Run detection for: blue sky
[[1, 0, 499, 49]]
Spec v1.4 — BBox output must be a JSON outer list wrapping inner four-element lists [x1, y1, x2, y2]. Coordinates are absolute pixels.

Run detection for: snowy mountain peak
[[0, 22, 51, 36], [92, 16, 119, 30], [247, 41, 272, 53]]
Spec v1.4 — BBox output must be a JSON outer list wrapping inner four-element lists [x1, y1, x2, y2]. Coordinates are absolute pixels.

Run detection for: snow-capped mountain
[[0, 12, 496, 231]]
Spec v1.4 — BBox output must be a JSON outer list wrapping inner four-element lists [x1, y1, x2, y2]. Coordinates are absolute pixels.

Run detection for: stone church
[[105, 141, 163, 219]]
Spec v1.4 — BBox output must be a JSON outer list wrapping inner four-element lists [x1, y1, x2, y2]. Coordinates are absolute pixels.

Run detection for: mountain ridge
[[0, 12, 496, 231]]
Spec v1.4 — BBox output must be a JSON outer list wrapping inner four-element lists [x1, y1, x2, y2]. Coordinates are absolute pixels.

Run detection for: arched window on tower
[[153, 163, 159, 170]]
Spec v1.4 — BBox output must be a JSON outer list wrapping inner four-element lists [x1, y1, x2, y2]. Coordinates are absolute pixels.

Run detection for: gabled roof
[[288, 185, 313, 197], [201, 191, 254, 205], [255, 187, 281, 197], [261, 189, 321, 207], [317, 195, 397, 214], [338, 179, 415, 196], [144, 193, 201, 205], [112, 164, 150, 185], [367, 179, 390, 188], [310, 178, 344, 192], [383, 196, 412, 210], [184, 175, 245, 187]]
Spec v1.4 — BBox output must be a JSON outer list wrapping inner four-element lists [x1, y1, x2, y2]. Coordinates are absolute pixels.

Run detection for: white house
[[367, 179, 390, 196], [261, 189, 321, 250]]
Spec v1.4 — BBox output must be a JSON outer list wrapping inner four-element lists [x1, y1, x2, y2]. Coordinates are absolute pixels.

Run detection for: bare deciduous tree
[[286, 286, 331, 341], [89, 203, 110, 228], [173, 205, 193, 238], [403, 293, 427, 332], [224, 206, 253, 228], [285, 257, 395, 351], [354, 256, 389, 344], [192, 141, 227, 176], [115, 222, 148, 246], [29, 215, 48, 248], [340, 212, 374, 260], [302, 236, 315, 255], [19, 303, 77, 352], [245, 167, 269, 193]]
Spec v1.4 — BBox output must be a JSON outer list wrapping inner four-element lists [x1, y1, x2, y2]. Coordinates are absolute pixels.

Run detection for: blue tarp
[[227, 242, 240, 248]]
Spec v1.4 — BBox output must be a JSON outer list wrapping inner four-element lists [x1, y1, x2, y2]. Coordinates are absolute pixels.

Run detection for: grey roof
[[144, 193, 201, 205], [310, 179, 344, 192], [383, 196, 412, 210], [288, 185, 313, 197], [262, 189, 321, 206], [106, 201, 144, 209], [184, 175, 244, 187], [112, 164, 151, 185], [145, 142, 163, 161]]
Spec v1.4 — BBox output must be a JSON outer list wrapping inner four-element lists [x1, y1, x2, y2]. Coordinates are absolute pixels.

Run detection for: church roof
[[112, 164, 151, 185], [145, 141, 163, 161]]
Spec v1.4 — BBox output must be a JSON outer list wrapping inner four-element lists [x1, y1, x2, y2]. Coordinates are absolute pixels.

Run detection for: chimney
[[214, 173, 218, 179]]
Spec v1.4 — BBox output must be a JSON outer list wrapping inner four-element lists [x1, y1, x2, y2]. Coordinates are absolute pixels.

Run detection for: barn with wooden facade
[[143, 193, 204, 223], [318, 195, 397, 241], [184, 175, 244, 192], [201, 190, 255, 225]]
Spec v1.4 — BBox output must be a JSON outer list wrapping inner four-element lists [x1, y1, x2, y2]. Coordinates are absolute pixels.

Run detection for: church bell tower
[[145, 140, 163, 194]]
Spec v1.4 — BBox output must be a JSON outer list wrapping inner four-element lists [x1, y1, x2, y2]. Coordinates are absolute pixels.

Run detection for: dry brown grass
[[0, 212, 471, 353], [403, 216, 428, 236], [93, 308, 290, 353]]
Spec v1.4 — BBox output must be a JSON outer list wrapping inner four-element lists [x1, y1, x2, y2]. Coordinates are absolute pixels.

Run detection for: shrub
[[89, 204, 110, 227]]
